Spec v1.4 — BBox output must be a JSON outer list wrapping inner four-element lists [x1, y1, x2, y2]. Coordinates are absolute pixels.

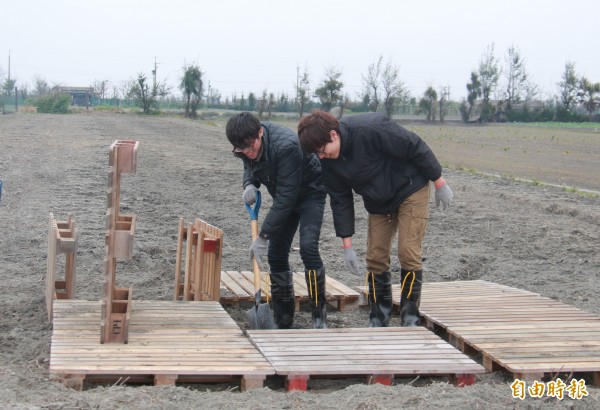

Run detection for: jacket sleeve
[[243, 163, 260, 189], [260, 141, 302, 236], [375, 118, 442, 181], [323, 164, 355, 238]]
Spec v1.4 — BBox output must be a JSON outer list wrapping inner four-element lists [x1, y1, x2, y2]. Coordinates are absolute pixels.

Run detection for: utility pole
[[152, 57, 158, 91], [8, 50, 11, 81], [296, 64, 299, 108]]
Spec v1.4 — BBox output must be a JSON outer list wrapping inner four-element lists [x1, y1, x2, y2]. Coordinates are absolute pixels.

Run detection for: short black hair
[[226, 112, 261, 148]]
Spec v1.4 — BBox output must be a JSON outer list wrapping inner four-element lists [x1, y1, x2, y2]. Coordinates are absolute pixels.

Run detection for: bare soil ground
[[1, 112, 599, 409]]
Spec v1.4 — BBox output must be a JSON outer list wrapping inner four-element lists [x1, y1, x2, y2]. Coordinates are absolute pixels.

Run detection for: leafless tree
[[296, 66, 310, 117], [438, 86, 449, 123], [257, 89, 268, 119], [33, 76, 50, 97], [93, 79, 109, 100], [362, 55, 383, 112], [478, 44, 501, 121], [381, 59, 407, 117], [267, 92, 275, 118]]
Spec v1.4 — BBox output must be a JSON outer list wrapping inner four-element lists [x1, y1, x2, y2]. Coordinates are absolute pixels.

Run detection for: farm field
[[0, 112, 599, 408]]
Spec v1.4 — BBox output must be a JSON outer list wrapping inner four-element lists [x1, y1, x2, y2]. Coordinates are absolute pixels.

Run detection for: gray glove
[[343, 247, 361, 276], [242, 185, 258, 205], [249, 236, 268, 270], [435, 183, 453, 210]]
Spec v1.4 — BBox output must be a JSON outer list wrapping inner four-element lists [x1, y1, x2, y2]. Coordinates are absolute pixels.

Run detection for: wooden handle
[[250, 220, 261, 290]]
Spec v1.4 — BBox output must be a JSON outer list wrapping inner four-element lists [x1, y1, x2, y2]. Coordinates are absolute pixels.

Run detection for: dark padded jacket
[[237, 122, 325, 238], [321, 113, 442, 238]]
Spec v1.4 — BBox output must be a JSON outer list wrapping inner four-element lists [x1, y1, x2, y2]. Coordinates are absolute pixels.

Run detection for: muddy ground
[[0, 112, 599, 409]]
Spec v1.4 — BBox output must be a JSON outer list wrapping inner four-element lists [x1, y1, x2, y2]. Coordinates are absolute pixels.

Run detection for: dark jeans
[[268, 193, 325, 272]]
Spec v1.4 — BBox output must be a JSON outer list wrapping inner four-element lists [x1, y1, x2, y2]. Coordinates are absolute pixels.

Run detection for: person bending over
[[297, 110, 453, 327], [226, 112, 328, 329]]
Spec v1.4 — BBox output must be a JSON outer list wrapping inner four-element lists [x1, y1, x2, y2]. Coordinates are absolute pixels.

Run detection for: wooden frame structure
[[100, 140, 138, 344], [174, 218, 224, 301], [46, 213, 77, 322]]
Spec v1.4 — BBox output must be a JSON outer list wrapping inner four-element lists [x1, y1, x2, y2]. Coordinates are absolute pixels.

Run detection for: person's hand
[[242, 185, 258, 205], [343, 247, 361, 276], [249, 236, 268, 270], [435, 181, 453, 210]]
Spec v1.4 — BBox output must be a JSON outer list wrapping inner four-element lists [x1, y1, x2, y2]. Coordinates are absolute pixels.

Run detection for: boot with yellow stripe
[[400, 269, 422, 327], [305, 267, 327, 329], [367, 271, 392, 327]]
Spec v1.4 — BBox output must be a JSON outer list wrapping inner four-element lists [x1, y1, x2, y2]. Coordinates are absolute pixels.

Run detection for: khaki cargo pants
[[366, 184, 430, 273]]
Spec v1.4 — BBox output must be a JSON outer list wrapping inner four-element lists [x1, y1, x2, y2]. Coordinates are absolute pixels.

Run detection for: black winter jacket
[[237, 122, 325, 238], [322, 113, 442, 238]]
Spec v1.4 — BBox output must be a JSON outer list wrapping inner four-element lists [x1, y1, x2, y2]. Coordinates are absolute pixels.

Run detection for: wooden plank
[[174, 218, 184, 300], [220, 271, 252, 300]]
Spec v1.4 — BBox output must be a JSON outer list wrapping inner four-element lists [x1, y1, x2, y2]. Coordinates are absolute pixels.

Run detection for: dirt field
[[1, 112, 599, 409]]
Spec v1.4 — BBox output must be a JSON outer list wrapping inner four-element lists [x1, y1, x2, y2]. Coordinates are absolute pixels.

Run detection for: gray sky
[[2, 0, 598, 101]]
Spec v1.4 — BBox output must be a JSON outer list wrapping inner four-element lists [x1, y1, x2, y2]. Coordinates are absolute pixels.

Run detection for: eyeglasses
[[232, 139, 257, 153]]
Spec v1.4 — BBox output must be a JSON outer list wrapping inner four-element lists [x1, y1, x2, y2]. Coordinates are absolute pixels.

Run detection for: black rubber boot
[[270, 271, 295, 329], [305, 267, 327, 329], [400, 269, 422, 327], [367, 271, 392, 327]]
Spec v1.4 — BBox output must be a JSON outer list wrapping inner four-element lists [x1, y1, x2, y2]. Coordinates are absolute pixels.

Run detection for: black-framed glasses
[[232, 139, 257, 153]]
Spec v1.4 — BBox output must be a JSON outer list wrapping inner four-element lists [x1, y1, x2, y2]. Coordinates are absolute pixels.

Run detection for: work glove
[[242, 185, 258, 205], [435, 182, 453, 210], [249, 236, 269, 270], [343, 247, 361, 276]]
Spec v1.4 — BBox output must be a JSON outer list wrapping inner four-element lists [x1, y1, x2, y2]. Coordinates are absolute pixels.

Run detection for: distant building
[[52, 86, 94, 107]]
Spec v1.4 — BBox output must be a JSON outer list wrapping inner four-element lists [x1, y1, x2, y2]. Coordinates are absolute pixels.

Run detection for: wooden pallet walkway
[[247, 327, 485, 390], [50, 300, 275, 390], [359, 280, 600, 385], [220, 271, 360, 312]]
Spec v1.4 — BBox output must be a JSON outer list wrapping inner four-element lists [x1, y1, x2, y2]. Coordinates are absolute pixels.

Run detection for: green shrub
[[34, 93, 71, 113]]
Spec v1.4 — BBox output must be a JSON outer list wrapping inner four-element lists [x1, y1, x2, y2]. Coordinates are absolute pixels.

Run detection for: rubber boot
[[269, 271, 295, 329], [400, 269, 422, 327], [305, 267, 327, 329], [367, 271, 393, 327]]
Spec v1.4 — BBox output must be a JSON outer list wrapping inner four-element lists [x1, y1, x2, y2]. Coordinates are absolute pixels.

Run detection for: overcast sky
[[2, 0, 598, 101]]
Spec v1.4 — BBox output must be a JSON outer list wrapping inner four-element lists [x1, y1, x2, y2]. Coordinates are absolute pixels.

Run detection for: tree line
[[2, 44, 598, 122]]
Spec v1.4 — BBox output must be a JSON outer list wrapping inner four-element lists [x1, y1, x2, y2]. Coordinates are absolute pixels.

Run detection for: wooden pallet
[[50, 300, 275, 390], [220, 271, 360, 311], [360, 280, 600, 385], [101, 140, 138, 344], [247, 327, 486, 390], [46, 213, 77, 322], [174, 218, 223, 301]]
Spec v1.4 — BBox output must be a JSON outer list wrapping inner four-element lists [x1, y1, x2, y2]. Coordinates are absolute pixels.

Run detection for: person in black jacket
[[298, 110, 453, 327], [226, 112, 328, 329]]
